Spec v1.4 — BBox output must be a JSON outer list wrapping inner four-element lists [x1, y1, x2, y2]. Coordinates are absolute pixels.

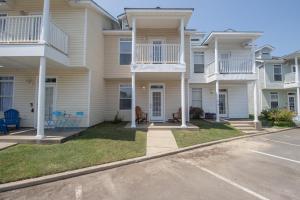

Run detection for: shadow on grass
[[191, 120, 235, 131], [71, 122, 138, 142]]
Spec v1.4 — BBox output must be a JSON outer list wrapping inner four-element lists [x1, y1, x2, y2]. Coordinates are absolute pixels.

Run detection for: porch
[[125, 122, 199, 130], [0, 128, 85, 144]]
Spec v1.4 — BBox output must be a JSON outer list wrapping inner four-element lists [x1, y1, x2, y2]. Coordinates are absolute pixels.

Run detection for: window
[[193, 52, 204, 73], [270, 92, 279, 109], [0, 76, 14, 112], [262, 51, 270, 57], [120, 38, 132, 65], [292, 66, 296, 73], [191, 88, 202, 108], [119, 84, 132, 110], [273, 65, 282, 81]]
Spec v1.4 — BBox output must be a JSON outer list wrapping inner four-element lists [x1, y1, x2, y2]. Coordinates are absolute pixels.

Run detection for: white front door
[[150, 39, 164, 63], [219, 92, 228, 118], [150, 85, 164, 121], [288, 93, 296, 112]]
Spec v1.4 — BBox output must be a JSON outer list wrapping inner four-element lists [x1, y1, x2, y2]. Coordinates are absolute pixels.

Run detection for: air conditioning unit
[[0, 0, 15, 10]]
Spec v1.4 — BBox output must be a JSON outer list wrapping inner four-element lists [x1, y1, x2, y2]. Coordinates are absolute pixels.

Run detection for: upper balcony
[[0, 15, 69, 55], [122, 7, 193, 74], [284, 70, 300, 88]]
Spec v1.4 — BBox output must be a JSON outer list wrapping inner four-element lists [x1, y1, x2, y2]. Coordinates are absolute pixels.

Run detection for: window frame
[[191, 88, 202, 108], [119, 38, 132, 66], [270, 92, 279, 109], [0, 76, 14, 112], [119, 84, 132, 110], [193, 52, 205, 73], [273, 64, 283, 82]]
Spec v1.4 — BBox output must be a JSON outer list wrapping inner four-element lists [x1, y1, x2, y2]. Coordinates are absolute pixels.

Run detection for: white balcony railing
[[285, 72, 296, 84], [0, 15, 69, 54], [207, 56, 253, 75], [219, 56, 253, 74], [136, 43, 180, 64]]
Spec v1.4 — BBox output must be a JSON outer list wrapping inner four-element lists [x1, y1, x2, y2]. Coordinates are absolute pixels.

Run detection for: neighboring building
[[255, 45, 300, 119], [0, 0, 282, 139]]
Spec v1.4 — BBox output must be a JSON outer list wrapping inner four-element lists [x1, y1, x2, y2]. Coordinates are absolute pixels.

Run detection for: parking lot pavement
[[1, 129, 299, 200]]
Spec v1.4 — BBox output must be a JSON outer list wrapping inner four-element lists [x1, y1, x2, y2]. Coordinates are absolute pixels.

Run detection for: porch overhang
[[0, 44, 70, 67], [131, 64, 186, 73], [206, 73, 257, 83], [125, 8, 193, 29]]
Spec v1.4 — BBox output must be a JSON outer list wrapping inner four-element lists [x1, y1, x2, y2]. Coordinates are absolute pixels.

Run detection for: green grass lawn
[[0, 122, 146, 184], [173, 120, 244, 148]]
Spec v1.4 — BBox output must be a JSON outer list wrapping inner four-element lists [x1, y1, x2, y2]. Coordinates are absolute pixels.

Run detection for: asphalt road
[[1, 128, 300, 200]]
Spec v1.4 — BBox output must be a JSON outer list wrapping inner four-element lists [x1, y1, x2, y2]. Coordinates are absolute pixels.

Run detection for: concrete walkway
[[0, 142, 17, 151], [147, 130, 178, 156]]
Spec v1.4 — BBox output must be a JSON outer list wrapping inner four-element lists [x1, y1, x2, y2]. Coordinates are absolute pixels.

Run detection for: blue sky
[[96, 0, 299, 56]]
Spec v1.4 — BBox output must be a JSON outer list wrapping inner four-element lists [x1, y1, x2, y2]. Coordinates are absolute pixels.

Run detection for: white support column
[[131, 72, 136, 128], [215, 80, 220, 122], [180, 18, 185, 64], [297, 87, 300, 118], [214, 38, 219, 74], [252, 39, 256, 74], [253, 81, 259, 122], [131, 17, 136, 65], [295, 57, 299, 84], [181, 72, 187, 128], [36, 57, 46, 139], [40, 0, 50, 43]]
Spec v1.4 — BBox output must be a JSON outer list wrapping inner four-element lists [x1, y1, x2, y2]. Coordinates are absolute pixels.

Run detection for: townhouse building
[[255, 45, 300, 119], [0, 0, 287, 139]]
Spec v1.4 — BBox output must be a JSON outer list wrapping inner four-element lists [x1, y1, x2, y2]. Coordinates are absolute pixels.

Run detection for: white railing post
[[215, 38, 219, 74], [40, 0, 50, 43], [131, 72, 136, 128], [181, 72, 187, 128], [216, 80, 220, 122], [295, 57, 299, 83], [252, 39, 256, 74], [131, 17, 136, 65], [36, 57, 46, 139], [253, 80, 259, 122], [180, 18, 185, 64]]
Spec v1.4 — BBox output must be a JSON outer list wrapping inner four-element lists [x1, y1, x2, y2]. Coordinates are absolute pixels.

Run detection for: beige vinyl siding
[[0, 68, 89, 127], [6, 0, 86, 67], [104, 80, 187, 121], [84, 9, 117, 126]]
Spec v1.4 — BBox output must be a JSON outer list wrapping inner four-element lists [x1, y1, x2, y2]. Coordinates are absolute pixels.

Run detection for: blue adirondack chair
[[3, 109, 21, 129], [0, 119, 8, 134]]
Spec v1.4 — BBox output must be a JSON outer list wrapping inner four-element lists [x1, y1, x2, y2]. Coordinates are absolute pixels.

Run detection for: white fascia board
[[202, 32, 263, 45], [0, 45, 45, 57], [255, 44, 275, 52], [103, 30, 132, 36], [45, 46, 70, 66]]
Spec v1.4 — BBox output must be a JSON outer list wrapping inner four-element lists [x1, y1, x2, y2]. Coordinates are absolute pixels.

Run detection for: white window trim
[[193, 52, 205, 74], [191, 88, 202, 108], [0, 76, 15, 112], [273, 64, 283, 82], [119, 83, 132, 111], [119, 37, 132, 66]]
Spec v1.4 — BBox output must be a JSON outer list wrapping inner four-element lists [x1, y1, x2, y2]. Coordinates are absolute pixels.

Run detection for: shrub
[[259, 108, 295, 127], [190, 107, 204, 119], [113, 111, 122, 124]]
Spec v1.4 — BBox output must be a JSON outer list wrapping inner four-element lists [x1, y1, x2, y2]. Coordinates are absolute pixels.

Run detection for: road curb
[[0, 127, 296, 193]]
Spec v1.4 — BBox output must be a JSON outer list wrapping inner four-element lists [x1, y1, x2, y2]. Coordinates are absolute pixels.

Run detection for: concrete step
[[230, 121, 254, 126], [234, 126, 256, 131], [231, 123, 255, 127]]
